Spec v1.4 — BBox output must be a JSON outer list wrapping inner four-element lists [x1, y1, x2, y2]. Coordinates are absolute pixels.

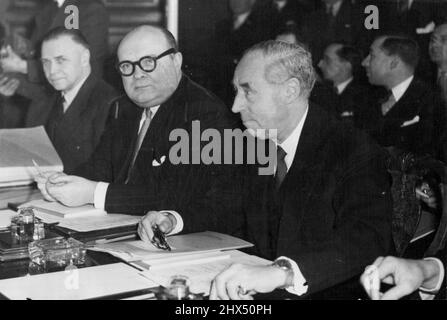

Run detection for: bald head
[[117, 25, 183, 108]]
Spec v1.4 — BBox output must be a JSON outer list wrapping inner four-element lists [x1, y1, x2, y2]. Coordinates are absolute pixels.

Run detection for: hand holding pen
[[138, 211, 176, 250]]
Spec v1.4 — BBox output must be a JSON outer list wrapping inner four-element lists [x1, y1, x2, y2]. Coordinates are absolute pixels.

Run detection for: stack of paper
[[90, 231, 254, 262], [21, 199, 106, 221], [0, 126, 63, 186], [0, 263, 158, 300], [139, 250, 271, 295]]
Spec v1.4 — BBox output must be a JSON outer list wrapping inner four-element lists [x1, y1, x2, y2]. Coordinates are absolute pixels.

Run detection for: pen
[[32, 159, 44, 178]]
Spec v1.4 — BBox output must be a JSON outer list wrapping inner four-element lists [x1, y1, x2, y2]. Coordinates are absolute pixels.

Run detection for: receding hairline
[[118, 26, 173, 54]]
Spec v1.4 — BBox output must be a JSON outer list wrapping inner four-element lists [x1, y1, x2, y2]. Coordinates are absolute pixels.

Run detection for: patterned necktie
[[125, 108, 152, 184], [381, 92, 396, 115], [275, 145, 287, 190]]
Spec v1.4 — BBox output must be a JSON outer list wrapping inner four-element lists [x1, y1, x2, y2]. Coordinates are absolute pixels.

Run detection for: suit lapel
[[384, 78, 423, 121], [59, 74, 97, 131], [276, 105, 331, 237]]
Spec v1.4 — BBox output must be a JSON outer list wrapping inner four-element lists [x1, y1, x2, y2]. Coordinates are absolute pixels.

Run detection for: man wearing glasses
[[35, 25, 246, 238]]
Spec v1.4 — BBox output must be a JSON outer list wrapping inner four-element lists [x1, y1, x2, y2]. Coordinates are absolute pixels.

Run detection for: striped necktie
[[125, 108, 152, 184]]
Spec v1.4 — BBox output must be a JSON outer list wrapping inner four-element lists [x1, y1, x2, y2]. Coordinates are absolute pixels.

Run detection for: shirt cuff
[[276, 256, 308, 296], [419, 257, 444, 298], [94, 182, 109, 210], [160, 210, 183, 235]]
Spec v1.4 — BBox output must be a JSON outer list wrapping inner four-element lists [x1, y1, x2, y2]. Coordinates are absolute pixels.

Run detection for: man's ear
[[283, 77, 301, 103], [389, 56, 399, 70], [173, 52, 183, 71], [81, 49, 91, 67]]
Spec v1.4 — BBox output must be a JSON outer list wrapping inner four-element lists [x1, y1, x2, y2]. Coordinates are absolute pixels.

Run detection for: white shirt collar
[[233, 12, 251, 30], [391, 75, 414, 102], [327, 0, 343, 16], [54, 0, 65, 8], [138, 105, 160, 133], [61, 73, 89, 112], [278, 106, 309, 171], [336, 77, 353, 95], [274, 0, 287, 10]]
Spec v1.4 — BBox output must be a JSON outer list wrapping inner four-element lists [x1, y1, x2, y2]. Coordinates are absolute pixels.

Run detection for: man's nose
[[231, 95, 245, 113], [361, 56, 369, 67], [133, 64, 147, 79]]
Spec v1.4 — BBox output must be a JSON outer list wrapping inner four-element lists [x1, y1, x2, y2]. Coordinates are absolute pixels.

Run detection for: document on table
[[0, 209, 16, 229], [0, 263, 158, 300], [90, 231, 254, 262], [21, 199, 106, 220], [140, 250, 271, 295], [0, 126, 63, 186], [56, 214, 141, 232]]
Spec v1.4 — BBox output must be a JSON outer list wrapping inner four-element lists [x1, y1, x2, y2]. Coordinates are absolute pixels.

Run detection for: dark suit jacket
[[75, 75, 247, 237], [26, 74, 117, 174], [244, 104, 394, 297], [213, 9, 275, 105], [14, 0, 109, 100], [301, 0, 365, 63], [362, 78, 444, 158]]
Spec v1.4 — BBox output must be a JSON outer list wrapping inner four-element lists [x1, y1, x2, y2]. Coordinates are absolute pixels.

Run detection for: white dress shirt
[[390, 75, 414, 103], [61, 74, 89, 113], [54, 0, 65, 8], [93, 105, 160, 209], [335, 77, 353, 95], [233, 12, 250, 30]]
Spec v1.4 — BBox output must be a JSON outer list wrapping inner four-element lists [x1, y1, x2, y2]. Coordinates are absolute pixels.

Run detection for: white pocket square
[[416, 21, 435, 34], [401, 115, 420, 127], [340, 111, 354, 117], [152, 155, 166, 166]]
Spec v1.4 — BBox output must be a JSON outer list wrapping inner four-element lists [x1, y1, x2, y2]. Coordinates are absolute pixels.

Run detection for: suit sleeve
[[290, 151, 393, 295]]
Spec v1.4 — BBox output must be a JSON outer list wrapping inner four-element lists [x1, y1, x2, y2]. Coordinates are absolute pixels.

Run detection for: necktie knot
[[275, 145, 287, 190]]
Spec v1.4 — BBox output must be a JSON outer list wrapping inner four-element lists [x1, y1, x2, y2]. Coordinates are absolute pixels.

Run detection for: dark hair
[[380, 36, 420, 69], [334, 43, 362, 74], [41, 27, 90, 51]]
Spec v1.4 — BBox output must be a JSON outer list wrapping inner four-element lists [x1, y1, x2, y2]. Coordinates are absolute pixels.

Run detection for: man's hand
[[0, 76, 20, 97], [138, 211, 176, 244], [34, 171, 64, 202], [45, 175, 97, 207], [210, 264, 288, 300], [0, 45, 27, 74], [360, 256, 442, 300]]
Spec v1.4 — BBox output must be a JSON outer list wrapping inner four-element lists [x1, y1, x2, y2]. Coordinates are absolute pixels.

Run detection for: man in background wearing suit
[[300, 0, 364, 64], [361, 35, 445, 158], [213, 0, 275, 105], [141, 40, 394, 299], [27, 27, 116, 174], [0, 0, 109, 127], [317, 42, 370, 128], [36, 25, 246, 238]]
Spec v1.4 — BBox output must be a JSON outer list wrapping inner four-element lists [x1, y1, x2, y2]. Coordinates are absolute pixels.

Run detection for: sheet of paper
[[0, 209, 16, 228], [141, 250, 271, 295], [0, 126, 63, 184], [56, 214, 140, 232], [0, 263, 158, 300], [21, 199, 106, 219], [90, 231, 253, 262]]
